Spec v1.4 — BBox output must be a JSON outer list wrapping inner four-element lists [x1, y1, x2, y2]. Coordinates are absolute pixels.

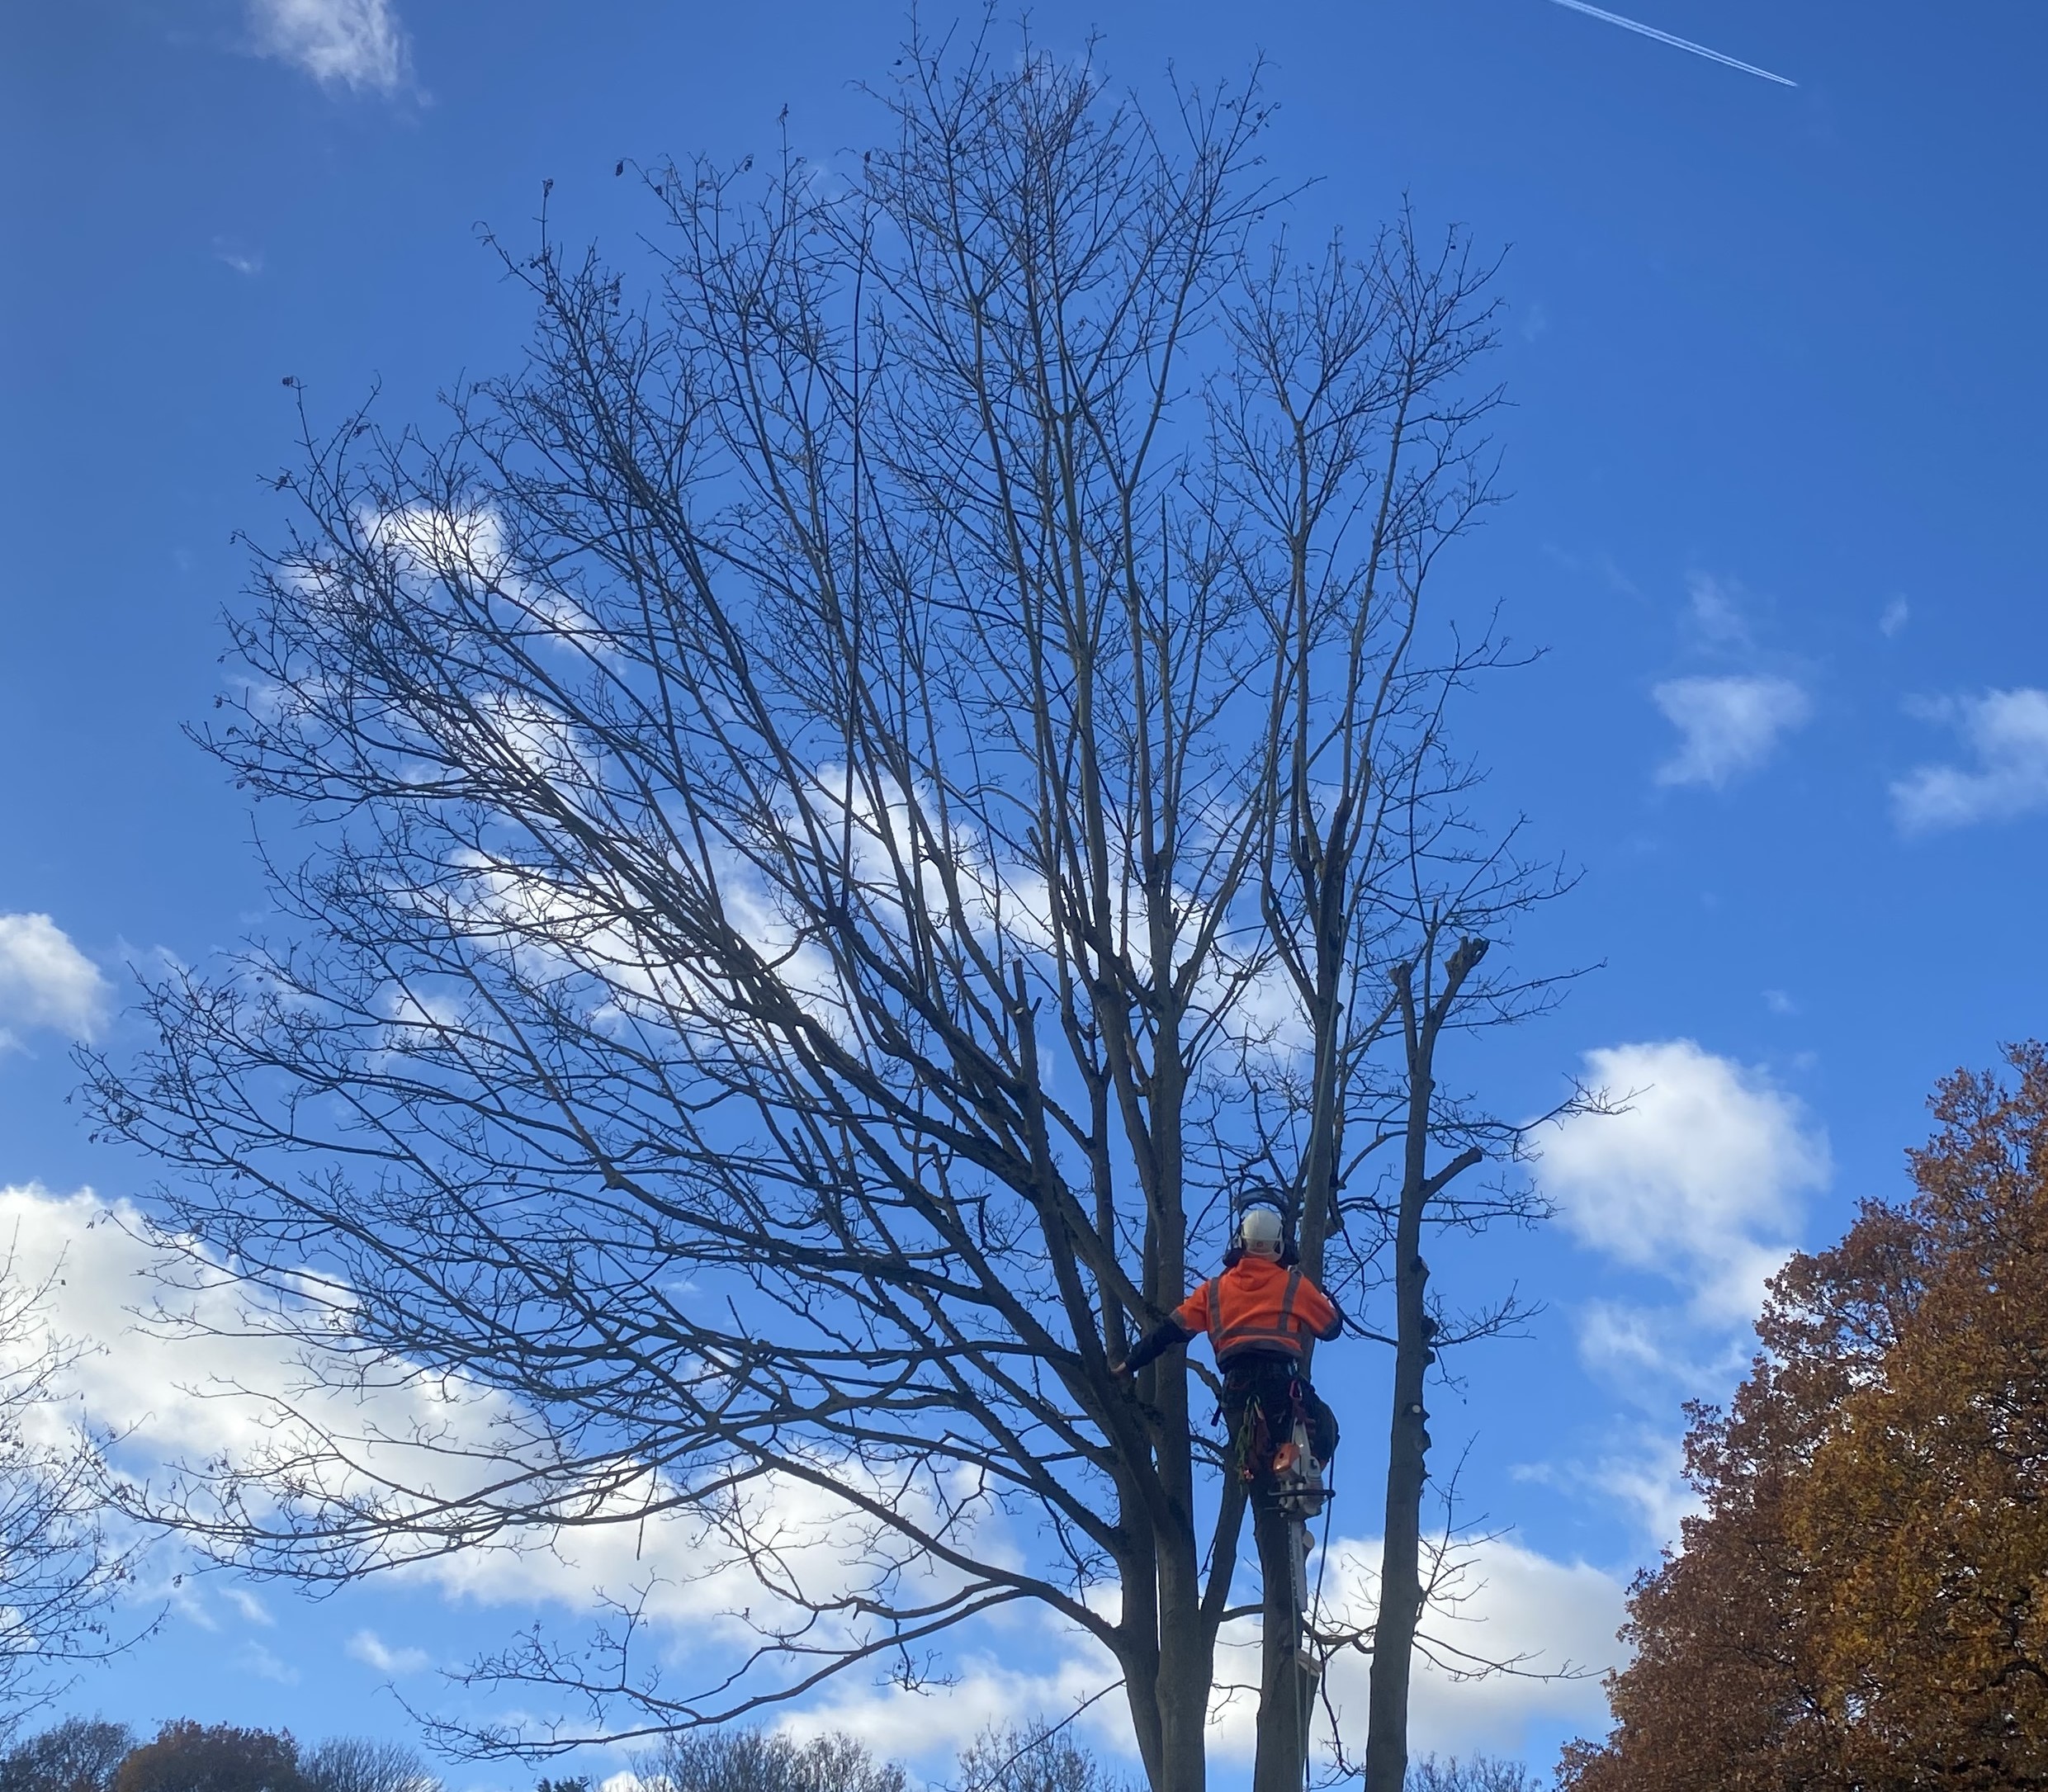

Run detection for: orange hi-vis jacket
[[1176, 1256, 1341, 1363], [1126, 1255, 1343, 1374]]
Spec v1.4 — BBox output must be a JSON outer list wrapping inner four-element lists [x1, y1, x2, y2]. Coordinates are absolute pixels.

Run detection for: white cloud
[[786, 1532, 1624, 1775], [1540, 1039, 1829, 1341], [214, 239, 266, 277], [2, 1183, 1622, 1771], [224, 1587, 275, 1627], [1892, 688, 2048, 831], [1683, 573, 1752, 648], [1229, 1533, 1625, 1765], [1652, 676, 1811, 788], [348, 1628, 431, 1675], [1879, 597, 1909, 638], [1516, 1436, 1697, 1553], [1588, 1437, 1695, 1548], [237, 1640, 300, 1684], [788, 1640, 1126, 1768], [0, 913, 112, 1046], [0, 1184, 1024, 1718], [248, 0, 410, 94]]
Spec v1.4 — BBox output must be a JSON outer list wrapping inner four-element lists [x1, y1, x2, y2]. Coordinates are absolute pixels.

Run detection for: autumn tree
[[87, 26, 1560, 1792], [112, 1725, 304, 1792], [1559, 1043, 2048, 1792]]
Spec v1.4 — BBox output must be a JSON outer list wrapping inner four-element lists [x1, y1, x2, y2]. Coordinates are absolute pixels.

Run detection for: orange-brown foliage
[[1558, 1044, 2048, 1792]]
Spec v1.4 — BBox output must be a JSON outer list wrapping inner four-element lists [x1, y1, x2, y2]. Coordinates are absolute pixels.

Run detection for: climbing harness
[[1226, 1360, 1337, 1492]]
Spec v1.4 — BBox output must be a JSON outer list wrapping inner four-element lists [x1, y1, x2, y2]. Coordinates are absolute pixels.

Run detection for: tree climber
[[1115, 1204, 1343, 1501]]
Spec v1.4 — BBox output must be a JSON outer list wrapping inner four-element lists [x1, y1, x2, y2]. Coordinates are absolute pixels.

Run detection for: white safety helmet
[[1237, 1204, 1285, 1260]]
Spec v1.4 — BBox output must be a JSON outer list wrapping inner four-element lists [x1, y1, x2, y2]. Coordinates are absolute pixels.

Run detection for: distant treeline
[[0, 1715, 1540, 1792]]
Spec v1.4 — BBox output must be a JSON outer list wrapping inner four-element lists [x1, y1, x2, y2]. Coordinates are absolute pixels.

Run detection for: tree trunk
[[1155, 1526, 1215, 1792], [1251, 1492, 1315, 1792], [1365, 939, 1488, 1792], [1364, 1237, 1429, 1792]]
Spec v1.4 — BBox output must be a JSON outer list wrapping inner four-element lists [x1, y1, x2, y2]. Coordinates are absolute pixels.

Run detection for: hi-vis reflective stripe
[[1208, 1267, 1310, 1359]]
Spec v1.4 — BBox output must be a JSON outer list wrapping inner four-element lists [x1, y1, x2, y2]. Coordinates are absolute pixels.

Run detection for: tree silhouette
[[89, 26, 1564, 1792]]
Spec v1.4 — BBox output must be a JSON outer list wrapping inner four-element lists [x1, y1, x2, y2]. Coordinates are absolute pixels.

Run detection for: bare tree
[[301, 1739, 439, 1792], [952, 1722, 1133, 1792], [0, 1255, 142, 1735], [87, 26, 1561, 1792], [633, 1727, 902, 1792], [1224, 225, 1573, 1790], [0, 1718, 135, 1792], [1407, 1756, 1541, 1792]]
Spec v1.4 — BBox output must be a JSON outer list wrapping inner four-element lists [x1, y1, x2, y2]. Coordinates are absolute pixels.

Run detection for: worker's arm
[[1115, 1281, 1212, 1378], [1120, 1315, 1193, 1376], [1299, 1276, 1344, 1343]]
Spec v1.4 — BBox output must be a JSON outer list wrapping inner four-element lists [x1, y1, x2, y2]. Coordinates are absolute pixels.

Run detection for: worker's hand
[[1110, 1359, 1135, 1383]]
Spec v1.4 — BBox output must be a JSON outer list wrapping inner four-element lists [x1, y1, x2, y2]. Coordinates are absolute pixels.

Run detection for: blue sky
[[2, 0, 2046, 1782]]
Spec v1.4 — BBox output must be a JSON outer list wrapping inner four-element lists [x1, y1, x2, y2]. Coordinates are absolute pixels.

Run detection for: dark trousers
[[1219, 1350, 1339, 1482]]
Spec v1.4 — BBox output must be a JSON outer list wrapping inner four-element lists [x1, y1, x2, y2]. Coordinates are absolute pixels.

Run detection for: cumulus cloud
[[1891, 688, 2048, 831], [0, 913, 112, 1046], [0, 1184, 1024, 1724], [791, 1531, 1625, 1774], [1, 1182, 1625, 1775], [1525, 1043, 1830, 1548], [1652, 676, 1811, 789], [1538, 1040, 1828, 1393], [247, 0, 411, 94], [789, 1641, 1127, 1767], [1236, 1532, 1624, 1765], [1544, 1040, 1828, 1318]]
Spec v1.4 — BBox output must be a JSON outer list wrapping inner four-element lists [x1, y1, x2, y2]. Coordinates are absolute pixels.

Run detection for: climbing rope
[[1300, 1481, 1338, 1790], [1294, 1466, 1343, 1785]]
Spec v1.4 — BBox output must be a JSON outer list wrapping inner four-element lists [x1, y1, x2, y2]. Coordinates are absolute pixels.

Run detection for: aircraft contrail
[[1541, 0, 1798, 87]]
